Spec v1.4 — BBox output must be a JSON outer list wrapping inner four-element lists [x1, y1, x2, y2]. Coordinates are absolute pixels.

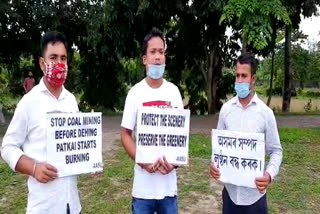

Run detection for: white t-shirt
[[121, 78, 184, 199]]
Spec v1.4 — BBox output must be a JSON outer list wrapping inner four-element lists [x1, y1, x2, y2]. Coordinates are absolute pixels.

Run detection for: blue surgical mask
[[234, 82, 250, 98], [147, 64, 165, 79]]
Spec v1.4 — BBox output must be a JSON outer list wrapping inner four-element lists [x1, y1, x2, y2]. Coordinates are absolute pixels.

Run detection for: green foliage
[[165, 0, 238, 114], [183, 65, 208, 115], [291, 44, 320, 88], [1, 0, 319, 115], [258, 41, 320, 94], [219, 67, 235, 97], [221, 0, 291, 50], [0, 67, 20, 113], [298, 88, 320, 98], [120, 57, 145, 87], [66, 51, 82, 94], [0, 67, 9, 96]]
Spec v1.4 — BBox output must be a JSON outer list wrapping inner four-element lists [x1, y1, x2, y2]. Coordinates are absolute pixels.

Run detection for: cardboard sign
[[46, 112, 103, 177], [212, 129, 265, 188], [136, 107, 190, 165]]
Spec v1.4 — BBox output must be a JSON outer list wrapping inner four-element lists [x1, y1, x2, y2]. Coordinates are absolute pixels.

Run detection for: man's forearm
[[121, 128, 136, 160], [266, 148, 282, 179], [15, 155, 36, 176]]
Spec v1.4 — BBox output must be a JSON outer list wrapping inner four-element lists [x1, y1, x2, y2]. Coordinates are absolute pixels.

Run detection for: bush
[[1, 101, 16, 114], [0, 68, 17, 114], [298, 89, 320, 98]]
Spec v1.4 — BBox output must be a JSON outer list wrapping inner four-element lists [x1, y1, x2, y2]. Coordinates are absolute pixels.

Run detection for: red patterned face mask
[[43, 61, 68, 88]]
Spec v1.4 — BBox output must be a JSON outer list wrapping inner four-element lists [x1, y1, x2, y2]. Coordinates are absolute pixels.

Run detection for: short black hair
[[40, 31, 67, 57], [143, 27, 165, 55], [237, 53, 259, 75]]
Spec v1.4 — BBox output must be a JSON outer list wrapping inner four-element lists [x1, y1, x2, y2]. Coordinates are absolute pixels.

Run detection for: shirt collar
[[232, 92, 258, 107], [39, 78, 68, 100]]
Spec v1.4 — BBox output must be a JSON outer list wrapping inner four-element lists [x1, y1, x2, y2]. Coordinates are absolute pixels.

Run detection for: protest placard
[[212, 129, 265, 188], [46, 112, 103, 177], [136, 107, 190, 165]]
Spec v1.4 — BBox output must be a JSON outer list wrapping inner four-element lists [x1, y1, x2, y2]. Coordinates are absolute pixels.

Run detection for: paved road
[[1, 114, 319, 152], [104, 114, 320, 134]]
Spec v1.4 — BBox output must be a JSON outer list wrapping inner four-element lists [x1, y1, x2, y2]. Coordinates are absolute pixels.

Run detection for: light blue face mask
[[147, 64, 165, 79], [234, 82, 251, 98]]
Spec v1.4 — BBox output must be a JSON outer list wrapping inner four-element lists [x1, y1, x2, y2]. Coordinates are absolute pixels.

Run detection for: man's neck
[[43, 78, 62, 99], [239, 91, 255, 108], [145, 76, 163, 89]]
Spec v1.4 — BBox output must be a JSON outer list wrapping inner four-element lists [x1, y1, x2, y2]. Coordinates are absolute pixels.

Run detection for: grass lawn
[[0, 128, 319, 213], [267, 128, 320, 214]]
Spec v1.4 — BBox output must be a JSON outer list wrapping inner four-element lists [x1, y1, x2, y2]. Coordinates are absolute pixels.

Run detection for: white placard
[[136, 107, 190, 165], [211, 129, 265, 188], [46, 112, 103, 177]]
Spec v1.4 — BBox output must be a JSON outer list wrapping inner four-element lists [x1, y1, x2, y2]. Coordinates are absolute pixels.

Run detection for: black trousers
[[222, 187, 268, 214]]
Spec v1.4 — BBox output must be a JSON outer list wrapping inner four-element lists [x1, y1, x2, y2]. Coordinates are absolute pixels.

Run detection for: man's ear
[[39, 57, 45, 73], [142, 55, 147, 65], [251, 74, 257, 85]]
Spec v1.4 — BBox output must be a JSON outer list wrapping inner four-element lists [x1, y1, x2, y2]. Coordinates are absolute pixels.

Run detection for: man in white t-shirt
[[121, 28, 183, 214]]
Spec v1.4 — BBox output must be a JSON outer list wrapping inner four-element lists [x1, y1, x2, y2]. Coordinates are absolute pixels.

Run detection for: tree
[[282, 0, 320, 112], [167, 0, 235, 114], [220, 0, 291, 107], [78, 0, 231, 114], [220, 0, 290, 52], [258, 38, 320, 96], [0, 0, 93, 94]]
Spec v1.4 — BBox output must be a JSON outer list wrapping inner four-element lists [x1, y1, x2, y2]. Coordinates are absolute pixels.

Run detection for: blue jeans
[[132, 196, 178, 214]]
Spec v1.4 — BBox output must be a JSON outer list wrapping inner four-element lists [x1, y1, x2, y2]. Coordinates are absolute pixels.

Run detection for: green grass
[[0, 164, 27, 213], [78, 150, 134, 213], [0, 129, 319, 213], [178, 134, 222, 213], [268, 128, 320, 214]]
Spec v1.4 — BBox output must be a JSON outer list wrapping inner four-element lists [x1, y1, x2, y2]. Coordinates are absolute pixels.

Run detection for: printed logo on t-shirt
[[142, 100, 171, 108]]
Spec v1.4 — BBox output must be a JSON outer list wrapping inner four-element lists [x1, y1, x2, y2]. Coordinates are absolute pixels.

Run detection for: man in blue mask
[[121, 28, 183, 214], [210, 54, 283, 214]]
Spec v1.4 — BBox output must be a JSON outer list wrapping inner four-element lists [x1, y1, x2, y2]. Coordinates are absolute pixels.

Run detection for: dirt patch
[[102, 116, 122, 153], [179, 180, 223, 214], [180, 192, 221, 214]]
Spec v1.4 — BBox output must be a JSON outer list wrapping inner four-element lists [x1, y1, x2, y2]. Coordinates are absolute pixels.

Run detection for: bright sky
[[226, 13, 320, 52], [300, 14, 320, 44]]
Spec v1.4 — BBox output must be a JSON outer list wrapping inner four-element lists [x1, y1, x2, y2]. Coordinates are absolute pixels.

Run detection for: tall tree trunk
[[282, 24, 292, 112], [206, 19, 226, 114], [267, 51, 275, 106], [207, 38, 220, 114], [241, 34, 248, 54], [267, 21, 277, 107], [207, 39, 215, 114]]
